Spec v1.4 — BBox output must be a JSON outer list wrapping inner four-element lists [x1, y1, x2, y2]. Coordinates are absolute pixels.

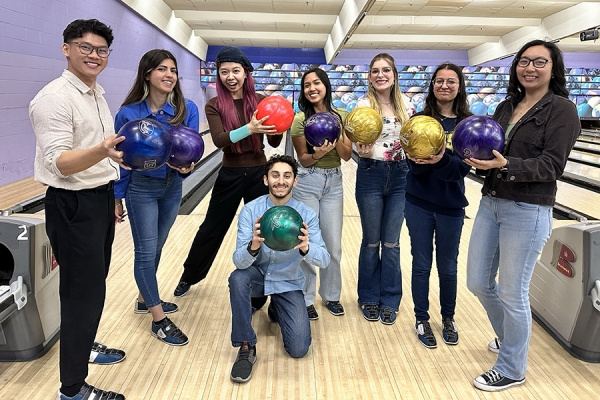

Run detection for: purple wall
[[0, 0, 207, 186], [2, 1, 599, 186]]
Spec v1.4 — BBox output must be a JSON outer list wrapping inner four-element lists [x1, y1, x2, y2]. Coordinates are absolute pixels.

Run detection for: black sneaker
[[57, 382, 125, 400], [415, 320, 437, 348], [173, 281, 191, 297], [151, 317, 189, 346], [230, 341, 257, 383], [442, 318, 459, 345], [306, 305, 319, 320], [267, 303, 277, 323], [323, 300, 345, 316], [473, 369, 525, 392], [251, 296, 268, 313]]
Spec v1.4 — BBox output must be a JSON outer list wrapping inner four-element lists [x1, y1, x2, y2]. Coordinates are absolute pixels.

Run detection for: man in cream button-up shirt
[[29, 19, 128, 400]]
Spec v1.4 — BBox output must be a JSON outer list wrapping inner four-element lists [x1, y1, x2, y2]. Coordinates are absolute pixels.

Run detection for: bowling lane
[[563, 159, 600, 181], [573, 141, 600, 154], [569, 150, 600, 165]]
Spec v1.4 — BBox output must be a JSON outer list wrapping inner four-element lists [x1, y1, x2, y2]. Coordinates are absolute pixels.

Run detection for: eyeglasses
[[433, 78, 459, 87], [370, 67, 393, 75], [67, 41, 112, 58], [517, 57, 550, 68]]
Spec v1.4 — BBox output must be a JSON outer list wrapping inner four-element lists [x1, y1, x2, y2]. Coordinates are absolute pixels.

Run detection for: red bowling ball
[[256, 96, 294, 134], [452, 115, 505, 160]]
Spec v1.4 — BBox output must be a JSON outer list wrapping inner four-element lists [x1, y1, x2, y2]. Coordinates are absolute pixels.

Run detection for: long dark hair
[[215, 61, 260, 154], [121, 49, 187, 126], [507, 39, 568, 105], [423, 62, 471, 121], [297, 67, 341, 121]]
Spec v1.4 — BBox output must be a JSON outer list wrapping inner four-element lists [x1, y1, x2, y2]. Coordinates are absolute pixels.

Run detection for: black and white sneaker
[[230, 341, 257, 383], [488, 338, 501, 354], [89, 342, 126, 365], [151, 317, 189, 346], [442, 318, 459, 345], [57, 382, 125, 400], [473, 369, 525, 392], [415, 320, 437, 348]]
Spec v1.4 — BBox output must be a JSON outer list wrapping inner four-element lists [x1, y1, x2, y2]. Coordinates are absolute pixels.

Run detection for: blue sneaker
[[56, 382, 125, 399], [151, 317, 188, 346], [415, 320, 437, 348], [89, 342, 126, 365], [323, 300, 345, 316], [134, 300, 178, 314], [379, 308, 397, 325], [361, 304, 379, 321], [173, 281, 191, 297]]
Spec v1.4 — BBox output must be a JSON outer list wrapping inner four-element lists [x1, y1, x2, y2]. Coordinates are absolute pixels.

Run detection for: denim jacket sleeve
[[232, 204, 258, 270]]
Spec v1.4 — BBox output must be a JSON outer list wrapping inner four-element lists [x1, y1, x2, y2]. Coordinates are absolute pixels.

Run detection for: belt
[[52, 181, 114, 193]]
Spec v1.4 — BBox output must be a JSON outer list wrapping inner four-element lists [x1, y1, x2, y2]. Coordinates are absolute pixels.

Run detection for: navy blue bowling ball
[[116, 118, 172, 171], [304, 112, 340, 147]]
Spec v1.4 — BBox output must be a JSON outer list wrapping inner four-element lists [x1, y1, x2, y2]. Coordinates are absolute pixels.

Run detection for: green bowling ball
[[260, 205, 303, 251]]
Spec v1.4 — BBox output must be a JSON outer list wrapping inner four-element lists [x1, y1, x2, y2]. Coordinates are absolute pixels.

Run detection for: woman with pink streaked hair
[[176, 47, 282, 305]]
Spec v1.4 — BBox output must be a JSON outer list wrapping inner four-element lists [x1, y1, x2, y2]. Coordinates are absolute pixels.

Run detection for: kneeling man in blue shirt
[[229, 154, 330, 383]]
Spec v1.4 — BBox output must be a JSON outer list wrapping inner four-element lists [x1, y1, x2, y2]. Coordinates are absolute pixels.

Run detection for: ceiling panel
[[149, 0, 600, 62]]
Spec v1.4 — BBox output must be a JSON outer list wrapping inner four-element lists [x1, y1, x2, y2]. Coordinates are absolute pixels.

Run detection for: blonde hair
[[366, 53, 409, 125]]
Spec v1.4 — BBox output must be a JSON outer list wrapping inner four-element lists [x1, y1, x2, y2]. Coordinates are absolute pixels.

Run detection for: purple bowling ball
[[116, 118, 172, 171], [304, 112, 340, 147], [452, 115, 505, 160], [168, 126, 205, 168]]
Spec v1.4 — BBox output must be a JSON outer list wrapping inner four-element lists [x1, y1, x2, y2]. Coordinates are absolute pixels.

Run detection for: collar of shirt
[[61, 69, 105, 95]]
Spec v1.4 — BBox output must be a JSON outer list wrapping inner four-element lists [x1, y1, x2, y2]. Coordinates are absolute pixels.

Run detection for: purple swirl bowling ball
[[304, 112, 340, 147], [116, 118, 172, 171], [452, 115, 505, 160], [168, 126, 205, 168]]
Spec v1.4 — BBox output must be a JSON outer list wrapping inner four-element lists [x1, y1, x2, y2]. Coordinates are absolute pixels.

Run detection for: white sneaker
[[488, 338, 501, 354]]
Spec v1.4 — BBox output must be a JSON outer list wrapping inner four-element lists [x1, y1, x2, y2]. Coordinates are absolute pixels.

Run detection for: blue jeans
[[229, 266, 311, 358], [355, 158, 408, 312], [405, 201, 464, 321], [126, 170, 182, 307], [292, 166, 343, 305], [467, 195, 552, 380]]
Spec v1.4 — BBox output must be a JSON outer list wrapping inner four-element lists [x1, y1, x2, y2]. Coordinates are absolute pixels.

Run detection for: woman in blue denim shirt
[[404, 63, 472, 347], [114, 49, 199, 346], [354, 53, 414, 325], [465, 40, 580, 391], [290, 67, 352, 320]]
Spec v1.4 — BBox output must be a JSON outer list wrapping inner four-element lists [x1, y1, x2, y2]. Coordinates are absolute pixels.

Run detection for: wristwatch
[[247, 241, 260, 257], [500, 158, 509, 173]]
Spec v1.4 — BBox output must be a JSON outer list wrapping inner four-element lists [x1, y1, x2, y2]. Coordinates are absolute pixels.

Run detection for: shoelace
[[420, 322, 435, 338], [162, 318, 185, 339], [482, 369, 503, 383], [365, 305, 378, 316], [236, 346, 253, 362], [329, 302, 343, 312]]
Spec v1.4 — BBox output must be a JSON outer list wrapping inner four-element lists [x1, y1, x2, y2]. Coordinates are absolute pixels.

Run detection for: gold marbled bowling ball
[[399, 116, 445, 159], [344, 106, 383, 144]]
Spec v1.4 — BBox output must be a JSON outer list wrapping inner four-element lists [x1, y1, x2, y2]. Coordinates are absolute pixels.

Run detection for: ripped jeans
[[355, 158, 408, 312]]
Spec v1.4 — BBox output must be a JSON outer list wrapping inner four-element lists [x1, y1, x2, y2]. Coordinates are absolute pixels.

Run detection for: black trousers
[[182, 165, 267, 284], [45, 184, 115, 387]]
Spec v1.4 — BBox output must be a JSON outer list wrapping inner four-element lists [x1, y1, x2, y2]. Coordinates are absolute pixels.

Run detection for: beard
[[269, 184, 292, 199]]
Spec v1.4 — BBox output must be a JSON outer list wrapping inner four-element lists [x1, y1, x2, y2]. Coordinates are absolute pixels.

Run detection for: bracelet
[[311, 154, 318, 160]]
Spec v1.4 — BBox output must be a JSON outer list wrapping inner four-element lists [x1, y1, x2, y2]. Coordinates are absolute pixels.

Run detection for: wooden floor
[[1, 159, 600, 400]]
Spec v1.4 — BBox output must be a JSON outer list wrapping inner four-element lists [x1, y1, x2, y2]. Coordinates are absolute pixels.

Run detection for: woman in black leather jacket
[[464, 39, 580, 392]]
